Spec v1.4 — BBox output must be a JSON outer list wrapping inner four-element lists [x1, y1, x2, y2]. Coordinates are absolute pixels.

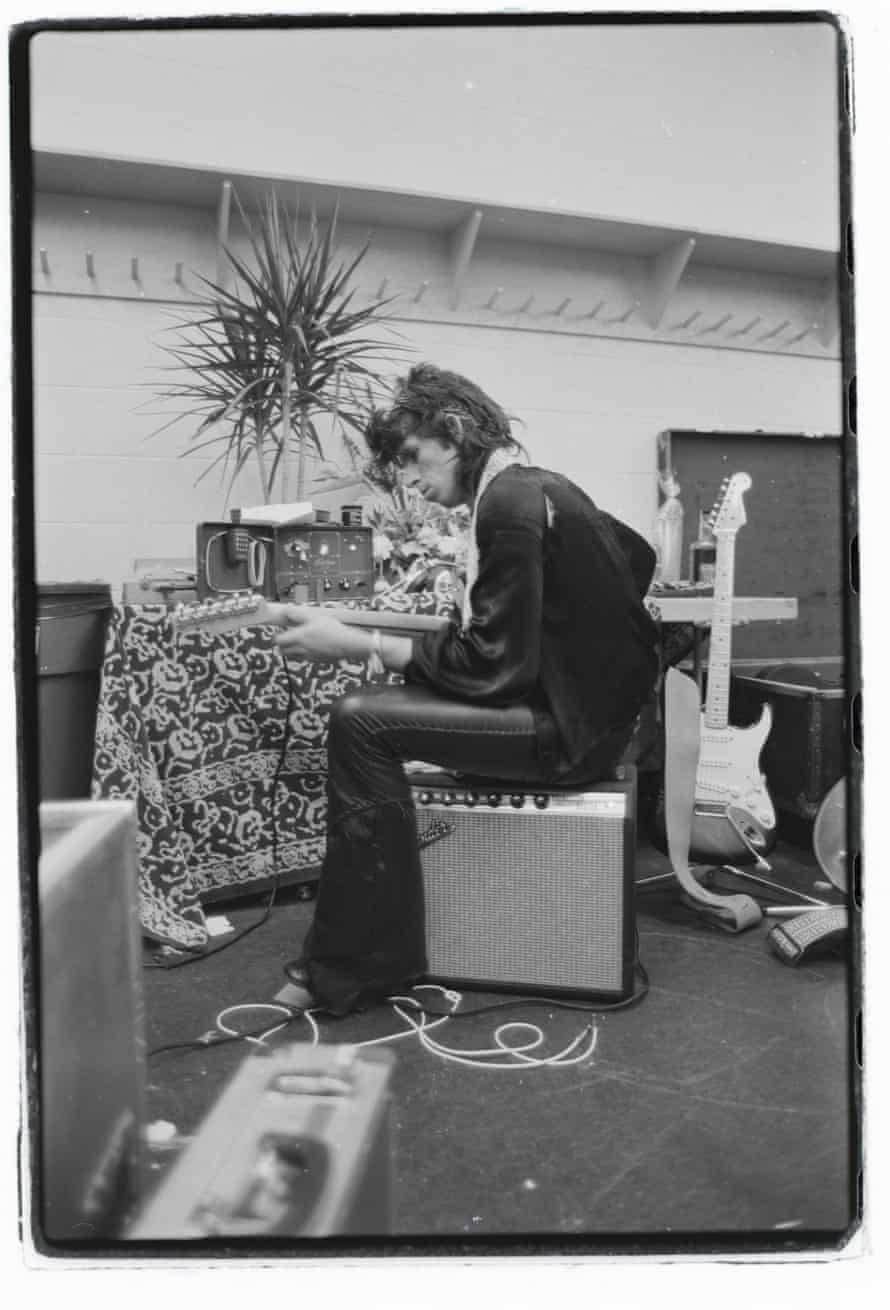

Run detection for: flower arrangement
[[363, 491, 470, 592], [313, 425, 471, 598]]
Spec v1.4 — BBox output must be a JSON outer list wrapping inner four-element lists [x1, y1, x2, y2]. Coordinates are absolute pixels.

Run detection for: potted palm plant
[[150, 188, 400, 506]]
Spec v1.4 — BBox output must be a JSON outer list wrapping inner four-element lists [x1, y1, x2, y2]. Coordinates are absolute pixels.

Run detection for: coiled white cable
[[215, 1002, 319, 1047], [388, 1007, 598, 1070], [215, 984, 598, 1071]]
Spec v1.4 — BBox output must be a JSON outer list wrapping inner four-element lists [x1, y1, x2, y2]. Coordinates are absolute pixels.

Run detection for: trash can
[[36, 583, 113, 800]]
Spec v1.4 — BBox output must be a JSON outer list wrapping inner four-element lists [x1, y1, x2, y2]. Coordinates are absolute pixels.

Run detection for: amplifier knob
[[465, 791, 478, 806], [419, 791, 432, 805], [340, 579, 351, 590], [534, 794, 549, 809], [488, 793, 501, 807], [442, 793, 454, 806], [510, 794, 524, 808]]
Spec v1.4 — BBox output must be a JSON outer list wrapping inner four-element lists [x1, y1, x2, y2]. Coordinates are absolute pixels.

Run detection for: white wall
[[32, 193, 842, 594], [29, 21, 841, 249]]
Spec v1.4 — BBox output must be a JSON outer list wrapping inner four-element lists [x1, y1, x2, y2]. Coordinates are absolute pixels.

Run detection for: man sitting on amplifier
[[273, 363, 659, 1015]]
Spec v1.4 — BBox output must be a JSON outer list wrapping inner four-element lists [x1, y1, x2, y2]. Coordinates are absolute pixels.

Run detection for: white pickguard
[[695, 703, 776, 831]]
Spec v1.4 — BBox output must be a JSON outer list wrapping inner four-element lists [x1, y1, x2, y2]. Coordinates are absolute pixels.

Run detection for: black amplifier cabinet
[[129, 1044, 394, 1241], [196, 521, 375, 603], [411, 766, 637, 1000]]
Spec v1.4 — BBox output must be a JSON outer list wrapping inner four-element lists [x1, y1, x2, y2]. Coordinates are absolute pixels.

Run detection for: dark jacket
[[404, 465, 659, 773]]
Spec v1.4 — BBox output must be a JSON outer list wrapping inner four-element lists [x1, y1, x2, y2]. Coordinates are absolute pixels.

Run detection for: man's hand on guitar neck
[[274, 605, 413, 672]]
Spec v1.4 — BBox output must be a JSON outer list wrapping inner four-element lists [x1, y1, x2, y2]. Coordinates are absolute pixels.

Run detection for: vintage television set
[[195, 520, 375, 603]]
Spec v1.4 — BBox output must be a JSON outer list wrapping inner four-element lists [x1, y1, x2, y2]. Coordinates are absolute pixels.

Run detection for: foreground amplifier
[[411, 767, 637, 1000], [129, 1044, 394, 1241], [196, 520, 375, 603], [38, 801, 146, 1242]]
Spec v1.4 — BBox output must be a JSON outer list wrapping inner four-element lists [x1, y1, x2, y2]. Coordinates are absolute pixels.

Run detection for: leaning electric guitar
[[656, 472, 777, 864]]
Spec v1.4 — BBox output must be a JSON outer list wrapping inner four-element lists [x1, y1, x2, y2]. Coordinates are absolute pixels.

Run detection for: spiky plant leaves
[[148, 186, 404, 503]]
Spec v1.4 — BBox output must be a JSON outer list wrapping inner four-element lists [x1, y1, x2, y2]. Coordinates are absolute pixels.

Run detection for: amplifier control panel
[[129, 1044, 394, 1239], [274, 525, 374, 602], [410, 772, 631, 817]]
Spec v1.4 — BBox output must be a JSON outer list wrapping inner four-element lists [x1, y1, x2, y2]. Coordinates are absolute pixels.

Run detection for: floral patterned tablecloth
[[92, 592, 449, 949]]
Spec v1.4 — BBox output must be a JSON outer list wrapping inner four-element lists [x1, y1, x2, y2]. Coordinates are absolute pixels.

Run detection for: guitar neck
[[312, 606, 448, 633], [172, 595, 449, 640], [703, 531, 736, 729]]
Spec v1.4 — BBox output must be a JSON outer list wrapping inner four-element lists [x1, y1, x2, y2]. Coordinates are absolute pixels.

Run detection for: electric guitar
[[170, 593, 449, 640], [656, 472, 777, 864]]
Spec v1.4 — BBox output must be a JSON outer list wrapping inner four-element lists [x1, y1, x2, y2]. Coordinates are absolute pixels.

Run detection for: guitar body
[[651, 704, 777, 864], [692, 702, 776, 858]]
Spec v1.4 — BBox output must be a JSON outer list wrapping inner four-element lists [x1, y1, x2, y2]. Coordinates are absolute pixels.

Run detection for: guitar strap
[[664, 667, 763, 933]]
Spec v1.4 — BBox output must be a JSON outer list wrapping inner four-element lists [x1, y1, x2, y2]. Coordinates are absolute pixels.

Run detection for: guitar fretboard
[[703, 531, 736, 731]]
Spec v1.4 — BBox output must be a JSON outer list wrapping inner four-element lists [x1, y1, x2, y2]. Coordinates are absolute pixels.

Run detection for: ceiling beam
[[449, 208, 484, 310], [816, 277, 839, 348], [637, 236, 697, 329], [216, 179, 233, 289]]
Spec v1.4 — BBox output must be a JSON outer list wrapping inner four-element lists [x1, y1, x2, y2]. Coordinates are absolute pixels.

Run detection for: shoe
[[282, 960, 314, 1010]]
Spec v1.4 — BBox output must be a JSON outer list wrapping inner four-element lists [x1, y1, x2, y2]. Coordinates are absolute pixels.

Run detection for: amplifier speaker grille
[[411, 773, 636, 999]]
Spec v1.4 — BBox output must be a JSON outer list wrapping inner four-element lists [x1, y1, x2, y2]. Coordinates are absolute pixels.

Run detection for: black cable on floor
[[405, 932, 650, 1021]]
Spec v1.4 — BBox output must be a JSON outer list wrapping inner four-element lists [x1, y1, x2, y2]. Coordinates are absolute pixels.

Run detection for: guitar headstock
[[171, 592, 285, 637], [706, 472, 752, 536]]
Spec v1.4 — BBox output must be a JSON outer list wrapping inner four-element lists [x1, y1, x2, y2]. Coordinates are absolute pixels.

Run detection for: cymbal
[[813, 778, 846, 893]]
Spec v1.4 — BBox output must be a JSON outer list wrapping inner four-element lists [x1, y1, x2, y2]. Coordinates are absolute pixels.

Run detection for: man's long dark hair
[[364, 363, 525, 497]]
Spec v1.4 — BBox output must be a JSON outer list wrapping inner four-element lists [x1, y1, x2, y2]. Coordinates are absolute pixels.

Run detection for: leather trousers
[[298, 683, 635, 1014]]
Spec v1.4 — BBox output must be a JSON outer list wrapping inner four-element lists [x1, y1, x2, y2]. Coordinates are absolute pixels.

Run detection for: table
[[91, 591, 449, 949], [92, 590, 797, 949], [645, 593, 799, 689], [645, 595, 798, 624]]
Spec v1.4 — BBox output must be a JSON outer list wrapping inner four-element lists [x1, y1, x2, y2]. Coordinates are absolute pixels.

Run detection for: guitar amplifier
[[411, 767, 637, 1000], [129, 1044, 394, 1240], [196, 521, 375, 603], [37, 801, 146, 1243]]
